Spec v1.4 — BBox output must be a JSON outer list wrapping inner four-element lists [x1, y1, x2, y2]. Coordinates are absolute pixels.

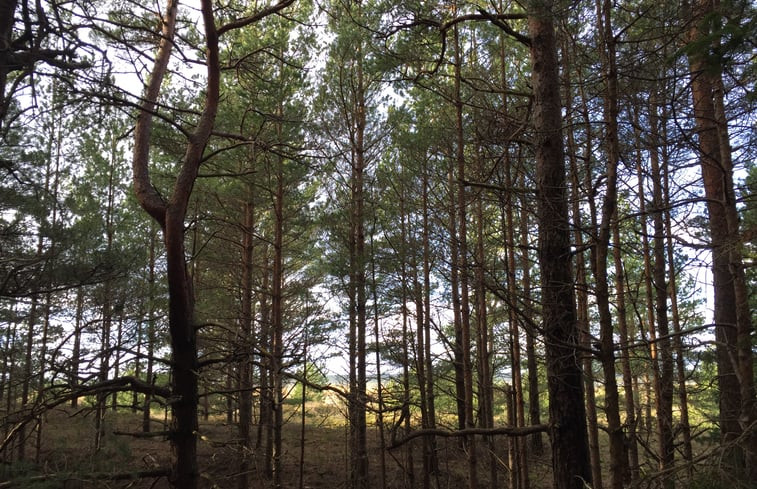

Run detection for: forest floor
[[0, 402, 558, 489], [0, 401, 739, 489]]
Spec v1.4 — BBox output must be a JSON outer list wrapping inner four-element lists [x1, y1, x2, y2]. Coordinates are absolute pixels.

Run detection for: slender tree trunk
[[71, 289, 84, 408], [401, 266, 415, 487], [112, 311, 124, 411], [2, 317, 17, 462], [612, 221, 639, 483], [662, 140, 693, 467], [519, 185, 542, 456], [398, 179, 415, 487], [475, 162, 498, 488], [95, 277, 112, 451], [529, 5, 592, 488], [633, 99, 662, 456], [448, 148, 466, 433], [96, 129, 118, 448], [143, 225, 157, 433], [259, 252, 273, 477], [371, 220, 387, 489], [571, 192, 602, 489], [133, 309, 143, 413], [298, 329, 308, 489], [347, 9, 369, 484], [271, 148, 285, 489], [592, 2, 626, 486], [421, 157, 439, 476], [237, 178, 255, 489], [451, 17, 477, 489], [564, 48, 603, 489], [503, 151, 527, 489], [649, 95, 675, 488], [414, 200, 431, 488]]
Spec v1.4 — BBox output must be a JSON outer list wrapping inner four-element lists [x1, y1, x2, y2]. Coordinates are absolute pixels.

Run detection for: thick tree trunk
[[686, 0, 756, 476], [131, 1, 219, 486], [528, 4, 592, 488], [164, 205, 200, 488]]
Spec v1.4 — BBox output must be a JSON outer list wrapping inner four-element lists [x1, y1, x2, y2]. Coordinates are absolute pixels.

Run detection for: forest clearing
[[1, 0, 755, 488]]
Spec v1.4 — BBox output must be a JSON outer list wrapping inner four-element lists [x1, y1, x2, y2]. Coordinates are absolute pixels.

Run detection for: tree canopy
[[0, 1, 755, 488]]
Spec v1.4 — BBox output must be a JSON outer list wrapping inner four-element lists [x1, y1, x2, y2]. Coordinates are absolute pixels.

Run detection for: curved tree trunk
[[131, 1, 218, 486]]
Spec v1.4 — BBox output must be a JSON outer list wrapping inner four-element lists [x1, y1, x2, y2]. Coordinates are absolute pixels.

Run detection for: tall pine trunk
[[529, 4, 592, 488], [237, 178, 255, 489], [685, 0, 757, 476], [593, 2, 625, 486], [451, 17, 478, 489]]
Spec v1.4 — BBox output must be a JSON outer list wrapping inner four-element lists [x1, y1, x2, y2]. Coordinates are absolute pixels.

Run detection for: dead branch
[[388, 424, 549, 450]]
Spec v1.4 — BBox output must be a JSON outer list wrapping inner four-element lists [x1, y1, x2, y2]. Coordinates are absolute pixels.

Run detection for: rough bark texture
[[130, 1, 294, 485], [593, 2, 626, 486], [130, 0, 218, 486], [685, 0, 757, 477], [528, 4, 592, 489]]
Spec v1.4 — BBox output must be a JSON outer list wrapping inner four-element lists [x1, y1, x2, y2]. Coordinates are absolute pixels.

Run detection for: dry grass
[[0, 401, 558, 489]]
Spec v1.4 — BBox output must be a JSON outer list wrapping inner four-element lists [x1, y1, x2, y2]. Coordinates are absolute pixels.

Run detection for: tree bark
[[237, 178, 255, 489], [502, 150, 528, 489], [143, 225, 158, 433], [451, 17, 478, 489], [649, 95, 675, 488], [347, 5, 369, 484], [563, 37, 602, 488], [421, 157, 439, 477], [131, 0, 219, 486], [528, 4, 592, 488], [684, 0, 756, 477], [592, 2, 626, 486]]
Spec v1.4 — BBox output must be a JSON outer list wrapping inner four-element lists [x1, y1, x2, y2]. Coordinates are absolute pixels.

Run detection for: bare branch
[[132, 0, 179, 227], [217, 0, 297, 37], [388, 425, 550, 449]]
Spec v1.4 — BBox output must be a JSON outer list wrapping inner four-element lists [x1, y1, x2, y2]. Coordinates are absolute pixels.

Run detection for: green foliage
[[680, 0, 757, 81], [742, 163, 757, 320], [287, 362, 330, 403]]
